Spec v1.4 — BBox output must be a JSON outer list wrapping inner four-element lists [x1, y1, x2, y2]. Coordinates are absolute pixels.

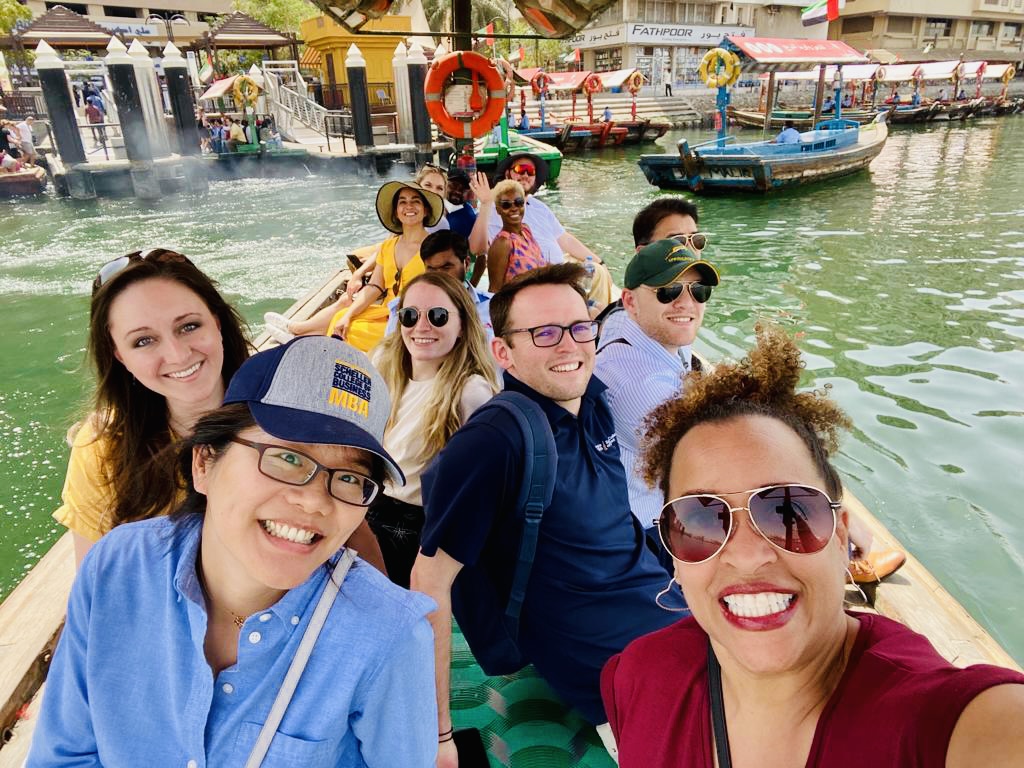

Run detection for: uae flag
[[801, 0, 844, 26], [509, 45, 526, 63], [483, 22, 495, 46]]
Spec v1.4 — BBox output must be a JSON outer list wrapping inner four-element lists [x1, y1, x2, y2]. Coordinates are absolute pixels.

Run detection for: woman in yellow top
[[55, 249, 251, 566], [325, 180, 443, 351]]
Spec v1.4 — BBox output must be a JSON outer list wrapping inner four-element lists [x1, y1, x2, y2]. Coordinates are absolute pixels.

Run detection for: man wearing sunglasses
[[596, 239, 719, 571], [412, 264, 683, 766]]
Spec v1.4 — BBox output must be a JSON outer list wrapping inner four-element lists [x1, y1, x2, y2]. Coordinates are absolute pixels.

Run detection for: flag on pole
[[509, 45, 526, 63], [801, 0, 844, 26], [485, 22, 494, 46]]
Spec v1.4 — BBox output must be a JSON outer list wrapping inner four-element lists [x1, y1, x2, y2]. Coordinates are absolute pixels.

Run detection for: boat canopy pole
[[813, 66, 826, 126], [834, 65, 843, 121], [762, 71, 775, 136]]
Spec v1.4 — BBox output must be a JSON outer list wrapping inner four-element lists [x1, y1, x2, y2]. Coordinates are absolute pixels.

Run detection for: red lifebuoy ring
[[531, 71, 550, 98], [583, 74, 603, 94], [424, 51, 507, 140], [626, 70, 644, 94]]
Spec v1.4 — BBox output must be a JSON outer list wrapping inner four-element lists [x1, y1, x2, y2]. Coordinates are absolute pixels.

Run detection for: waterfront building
[[566, 1, 823, 87], [9, 0, 232, 49], [827, 0, 1024, 63], [300, 14, 413, 109]]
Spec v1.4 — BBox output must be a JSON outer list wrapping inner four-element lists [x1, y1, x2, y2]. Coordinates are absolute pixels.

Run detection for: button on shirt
[[27, 515, 438, 768], [420, 372, 682, 724], [596, 311, 691, 528]]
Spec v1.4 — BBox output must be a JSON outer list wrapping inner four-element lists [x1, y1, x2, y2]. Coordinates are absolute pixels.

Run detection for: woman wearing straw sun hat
[[270, 180, 444, 352], [326, 180, 444, 352]]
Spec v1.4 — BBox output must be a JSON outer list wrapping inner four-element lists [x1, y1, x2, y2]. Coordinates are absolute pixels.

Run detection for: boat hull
[[0, 167, 47, 197], [728, 106, 880, 130], [638, 121, 888, 194]]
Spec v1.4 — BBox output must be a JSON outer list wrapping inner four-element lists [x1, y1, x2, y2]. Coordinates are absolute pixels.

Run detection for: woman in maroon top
[[601, 325, 1024, 768]]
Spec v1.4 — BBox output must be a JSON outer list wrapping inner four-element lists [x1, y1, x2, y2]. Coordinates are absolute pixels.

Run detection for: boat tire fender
[[424, 51, 507, 140], [626, 71, 644, 94], [583, 74, 603, 94], [531, 72, 551, 98], [233, 75, 260, 109]]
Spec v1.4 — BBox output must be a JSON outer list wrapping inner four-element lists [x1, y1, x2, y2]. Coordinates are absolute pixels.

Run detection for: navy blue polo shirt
[[421, 371, 684, 724]]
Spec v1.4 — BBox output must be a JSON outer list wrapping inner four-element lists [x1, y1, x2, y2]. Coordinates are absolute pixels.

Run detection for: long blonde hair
[[376, 272, 498, 460]]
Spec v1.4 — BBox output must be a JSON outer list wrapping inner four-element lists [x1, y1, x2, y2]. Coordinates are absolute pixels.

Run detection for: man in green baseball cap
[[595, 238, 720, 570]]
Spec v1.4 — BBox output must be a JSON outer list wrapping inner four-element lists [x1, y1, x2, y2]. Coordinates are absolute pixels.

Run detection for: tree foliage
[[0, 0, 31, 36], [231, 0, 319, 34]]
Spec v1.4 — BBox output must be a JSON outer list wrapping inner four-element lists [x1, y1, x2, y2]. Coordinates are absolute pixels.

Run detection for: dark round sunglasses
[[657, 483, 840, 565], [93, 248, 193, 293], [654, 281, 713, 305], [397, 306, 450, 329], [498, 197, 526, 210]]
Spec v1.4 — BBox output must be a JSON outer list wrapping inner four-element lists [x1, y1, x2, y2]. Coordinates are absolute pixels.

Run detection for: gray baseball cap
[[223, 336, 404, 485]]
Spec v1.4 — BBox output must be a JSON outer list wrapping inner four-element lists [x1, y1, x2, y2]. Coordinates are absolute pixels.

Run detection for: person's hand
[[436, 737, 459, 768], [344, 274, 362, 297], [332, 314, 352, 341], [470, 171, 493, 206]]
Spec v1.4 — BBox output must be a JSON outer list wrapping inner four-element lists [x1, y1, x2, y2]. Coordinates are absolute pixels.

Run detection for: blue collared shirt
[[27, 516, 437, 768], [595, 311, 691, 528], [386, 281, 493, 342]]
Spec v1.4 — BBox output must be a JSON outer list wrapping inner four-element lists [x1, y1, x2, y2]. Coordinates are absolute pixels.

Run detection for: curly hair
[[640, 325, 852, 501]]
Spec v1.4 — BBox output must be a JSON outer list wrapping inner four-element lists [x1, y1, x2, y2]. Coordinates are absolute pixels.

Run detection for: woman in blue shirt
[[28, 336, 438, 768]]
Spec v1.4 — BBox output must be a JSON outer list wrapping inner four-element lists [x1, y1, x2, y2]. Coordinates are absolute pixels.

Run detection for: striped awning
[[596, 68, 641, 89], [725, 36, 868, 73], [299, 46, 321, 68], [546, 70, 591, 91], [760, 64, 879, 83]]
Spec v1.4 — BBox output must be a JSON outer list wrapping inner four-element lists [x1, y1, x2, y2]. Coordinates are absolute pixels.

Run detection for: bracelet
[[438, 727, 454, 743]]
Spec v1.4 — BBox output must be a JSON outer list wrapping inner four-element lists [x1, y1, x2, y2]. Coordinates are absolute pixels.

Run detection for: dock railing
[[262, 68, 353, 152]]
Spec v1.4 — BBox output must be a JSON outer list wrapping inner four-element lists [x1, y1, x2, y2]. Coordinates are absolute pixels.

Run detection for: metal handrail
[[262, 69, 352, 150]]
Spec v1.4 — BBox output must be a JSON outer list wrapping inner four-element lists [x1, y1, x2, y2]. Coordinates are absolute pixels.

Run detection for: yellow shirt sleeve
[[52, 418, 115, 543]]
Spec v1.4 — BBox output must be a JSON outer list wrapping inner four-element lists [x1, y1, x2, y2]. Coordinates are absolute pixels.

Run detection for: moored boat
[[728, 105, 881, 130], [639, 115, 889, 194], [0, 166, 48, 198]]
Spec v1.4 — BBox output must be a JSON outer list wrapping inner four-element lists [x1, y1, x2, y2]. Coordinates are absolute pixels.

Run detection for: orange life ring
[[424, 51, 507, 139], [626, 70, 644, 94], [531, 71, 550, 97], [583, 73, 603, 94]]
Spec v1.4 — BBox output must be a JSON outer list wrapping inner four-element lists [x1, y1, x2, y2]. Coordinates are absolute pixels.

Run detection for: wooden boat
[[728, 105, 881, 130], [1, 262, 1020, 765], [638, 115, 889, 194], [0, 166, 47, 197], [472, 128, 563, 182]]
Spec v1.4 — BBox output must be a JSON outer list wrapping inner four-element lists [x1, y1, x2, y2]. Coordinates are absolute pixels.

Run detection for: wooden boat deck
[[1, 266, 1018, 762]]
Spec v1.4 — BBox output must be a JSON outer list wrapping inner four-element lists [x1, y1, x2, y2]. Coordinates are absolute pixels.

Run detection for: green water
[[2, 119, 1023, 664]]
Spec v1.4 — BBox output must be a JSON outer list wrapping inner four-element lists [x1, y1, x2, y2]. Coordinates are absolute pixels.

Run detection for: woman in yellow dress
[[327, 180, 444, 352]]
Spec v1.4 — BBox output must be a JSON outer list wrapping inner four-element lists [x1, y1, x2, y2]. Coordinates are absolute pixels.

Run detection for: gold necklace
[[229, 611, 246, 629]]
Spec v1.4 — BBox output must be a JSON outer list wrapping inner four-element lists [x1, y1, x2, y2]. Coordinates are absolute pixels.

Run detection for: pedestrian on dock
[[85, 100, 105, 145], [602, 324, 1024, 767], [52, 249, 251, 568], [14, 116, 37, 163], [28, 337, 440, 768], [663, 65, 672, 97]]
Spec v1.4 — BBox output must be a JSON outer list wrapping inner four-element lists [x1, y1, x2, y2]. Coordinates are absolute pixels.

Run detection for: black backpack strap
[[477, 392, 557, 640]]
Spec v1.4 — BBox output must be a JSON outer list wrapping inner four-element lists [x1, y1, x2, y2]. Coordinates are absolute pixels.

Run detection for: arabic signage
[[568, 23, 751, 50], [727, 37, 867, 64], [98, 22, 161, 37]]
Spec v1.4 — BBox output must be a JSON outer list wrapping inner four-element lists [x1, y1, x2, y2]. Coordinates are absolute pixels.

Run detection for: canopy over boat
[[546, 70, 593, 91], [760, 64, 880, 83], [514, 67, 541, 85], [985, 63, 1016, 82], [595, 67, 642, 89], [723, 36, 869, 72], [198, 75, 249, 101]]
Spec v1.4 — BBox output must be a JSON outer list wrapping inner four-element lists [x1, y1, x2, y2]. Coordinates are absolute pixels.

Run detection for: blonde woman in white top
[[371, 271, 497, 586]]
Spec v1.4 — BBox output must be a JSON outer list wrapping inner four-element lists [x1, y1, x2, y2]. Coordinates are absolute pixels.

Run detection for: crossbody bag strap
[[245, 547, 358, 768], [707, 641, 733, 768]]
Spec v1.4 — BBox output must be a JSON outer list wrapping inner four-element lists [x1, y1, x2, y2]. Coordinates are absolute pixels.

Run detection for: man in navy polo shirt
[[412, 264, 683, 765]]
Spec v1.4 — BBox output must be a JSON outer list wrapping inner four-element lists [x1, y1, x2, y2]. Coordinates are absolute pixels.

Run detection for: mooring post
[[392, 42, 413, 146], [127, 38, 170, 158], [105, 36, 161, 200], [346, 44, 374, 159], [161, 42, 207, 194], [406, 42, 432, 167]]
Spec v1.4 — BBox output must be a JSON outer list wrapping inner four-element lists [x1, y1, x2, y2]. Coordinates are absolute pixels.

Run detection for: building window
[[103, 5, 142, 17], [1001, 22, 1022, 39], [924, 18, 953, 38], [638, 0, 673, 24], [45, 1, 88, 12], [841, 16, 873, 35], [678, 3, 713, 24], [887, 16, 914, 34], [148, 9, 186, 19], [971, 21, 995, 36], [593, 47, 622, 72], [593, 0, 622, 26]]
